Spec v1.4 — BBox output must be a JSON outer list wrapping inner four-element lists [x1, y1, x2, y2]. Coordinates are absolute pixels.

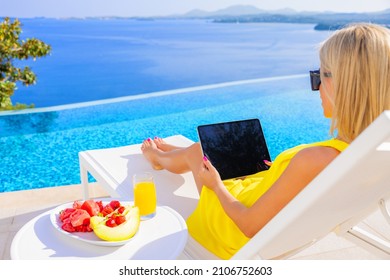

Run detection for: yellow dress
[[186, 138, 349, 259]]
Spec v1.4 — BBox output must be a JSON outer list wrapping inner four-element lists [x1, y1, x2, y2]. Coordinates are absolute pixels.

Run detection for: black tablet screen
[[197, 119, 271, 180]]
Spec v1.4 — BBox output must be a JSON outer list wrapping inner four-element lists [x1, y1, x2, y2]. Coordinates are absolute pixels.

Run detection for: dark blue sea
[[13, 18, 331, 107]]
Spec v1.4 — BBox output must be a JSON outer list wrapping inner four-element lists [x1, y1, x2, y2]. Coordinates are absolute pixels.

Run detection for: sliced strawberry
[[75, 224, 93, 232], [101, 205, 114, 216], [82, 218, 90, 226], [109, 200, 121, 210], [117, 206, 126, 214], [115, 215, 126, 225], [105, 218, 117, 227]]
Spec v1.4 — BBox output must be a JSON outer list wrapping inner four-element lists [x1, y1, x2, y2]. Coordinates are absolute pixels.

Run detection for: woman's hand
[[198, 156, 223, 191]]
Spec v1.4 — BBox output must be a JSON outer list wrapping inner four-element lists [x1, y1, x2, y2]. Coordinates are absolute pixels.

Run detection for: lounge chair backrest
[[232, 111, 390, 259]]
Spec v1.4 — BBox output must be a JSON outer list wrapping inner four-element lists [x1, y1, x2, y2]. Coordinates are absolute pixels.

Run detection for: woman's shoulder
[[291, 145, 341, 176], [298, 145, 341, 161]]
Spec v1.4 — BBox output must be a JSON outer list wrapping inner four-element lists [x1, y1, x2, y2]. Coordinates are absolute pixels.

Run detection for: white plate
[[50, 200, 136, 247]]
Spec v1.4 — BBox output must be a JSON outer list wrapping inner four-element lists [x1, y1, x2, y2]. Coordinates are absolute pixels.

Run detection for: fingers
[[203, 155, 212, 170], [202, 156, 220, 179], [263, 159, 272, 167]]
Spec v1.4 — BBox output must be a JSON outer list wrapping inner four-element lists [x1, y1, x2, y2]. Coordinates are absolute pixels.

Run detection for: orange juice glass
[[133, 172, 157, 220]]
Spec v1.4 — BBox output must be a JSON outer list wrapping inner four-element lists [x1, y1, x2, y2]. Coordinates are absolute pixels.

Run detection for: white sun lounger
[[231, 111, 390, 260], [79, 111, 390, 259]]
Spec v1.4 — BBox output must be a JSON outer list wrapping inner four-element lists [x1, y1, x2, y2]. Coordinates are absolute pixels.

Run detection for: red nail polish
[[203, 156, 208, 161], [147, 138, 151, 141]]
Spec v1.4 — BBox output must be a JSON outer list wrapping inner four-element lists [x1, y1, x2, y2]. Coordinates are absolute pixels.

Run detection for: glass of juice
[[133, 172, 157, 220]]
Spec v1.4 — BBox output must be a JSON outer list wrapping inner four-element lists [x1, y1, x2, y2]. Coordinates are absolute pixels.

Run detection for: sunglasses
[[309, 69, 332, 91]]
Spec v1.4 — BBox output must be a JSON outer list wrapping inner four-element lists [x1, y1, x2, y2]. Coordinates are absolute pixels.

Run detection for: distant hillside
[[176, 5, 390, 30], [183, 5, 297, 18], [184, 5, 268, 17]]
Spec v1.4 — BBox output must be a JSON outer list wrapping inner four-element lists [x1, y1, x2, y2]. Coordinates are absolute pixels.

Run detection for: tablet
[[197, 118, 271, 180]]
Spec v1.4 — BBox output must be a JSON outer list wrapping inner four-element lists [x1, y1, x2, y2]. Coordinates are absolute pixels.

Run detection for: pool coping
[[0, 74, 306, 116]]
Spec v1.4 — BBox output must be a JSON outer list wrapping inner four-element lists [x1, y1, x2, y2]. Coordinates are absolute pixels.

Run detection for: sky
[[2, 0, 390, 18]]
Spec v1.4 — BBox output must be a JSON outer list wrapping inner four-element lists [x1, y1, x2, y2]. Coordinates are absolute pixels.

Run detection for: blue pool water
[[0, 75, 331, 192]]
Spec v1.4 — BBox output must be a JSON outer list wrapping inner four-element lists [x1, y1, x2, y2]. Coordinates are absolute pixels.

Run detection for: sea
[[1, 18, 334, 192], [12, 18, 331, 107]]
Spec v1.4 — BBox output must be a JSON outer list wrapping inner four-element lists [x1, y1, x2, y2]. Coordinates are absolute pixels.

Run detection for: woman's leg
[[141, 139, 205, 193]]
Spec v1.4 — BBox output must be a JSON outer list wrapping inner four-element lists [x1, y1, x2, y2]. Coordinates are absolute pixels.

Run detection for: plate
[[50, 200, 136, 247]]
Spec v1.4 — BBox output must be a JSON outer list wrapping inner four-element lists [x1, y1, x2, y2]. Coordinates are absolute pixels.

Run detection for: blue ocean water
[[13, 19, 330, 107], [1, 19, 333, 192]]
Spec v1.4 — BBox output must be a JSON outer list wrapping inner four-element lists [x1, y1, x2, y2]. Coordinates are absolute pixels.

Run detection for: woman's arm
[[199, 146, 340, 238]]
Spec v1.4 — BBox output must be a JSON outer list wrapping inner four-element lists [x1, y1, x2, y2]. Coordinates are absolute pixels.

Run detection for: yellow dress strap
[[306, 138, 349, 151]]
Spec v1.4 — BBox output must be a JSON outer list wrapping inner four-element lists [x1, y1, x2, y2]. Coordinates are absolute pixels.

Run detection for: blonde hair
[[319, 23, 390, 142]]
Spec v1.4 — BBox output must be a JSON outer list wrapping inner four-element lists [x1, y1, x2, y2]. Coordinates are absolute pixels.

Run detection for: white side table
[[11, 205, 187, 260]]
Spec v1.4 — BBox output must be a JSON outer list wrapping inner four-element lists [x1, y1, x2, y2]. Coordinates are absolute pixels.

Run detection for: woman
[[141, 23, 390, 259]]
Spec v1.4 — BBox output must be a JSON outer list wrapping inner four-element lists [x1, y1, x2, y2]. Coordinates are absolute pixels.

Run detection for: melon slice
[[90, 206, 140, 241]]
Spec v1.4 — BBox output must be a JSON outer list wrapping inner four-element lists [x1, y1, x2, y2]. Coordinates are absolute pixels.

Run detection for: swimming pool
[[0, 75, 330, 192]]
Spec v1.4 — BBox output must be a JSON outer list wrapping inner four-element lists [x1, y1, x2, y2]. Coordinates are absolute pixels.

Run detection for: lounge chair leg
[[379, 198, 390, 226], [80, 164, 90, 199], [346, 227, 390, 258]]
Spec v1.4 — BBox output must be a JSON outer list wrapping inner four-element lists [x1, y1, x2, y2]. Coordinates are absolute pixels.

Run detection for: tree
[[0, 17, 51, 110]]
